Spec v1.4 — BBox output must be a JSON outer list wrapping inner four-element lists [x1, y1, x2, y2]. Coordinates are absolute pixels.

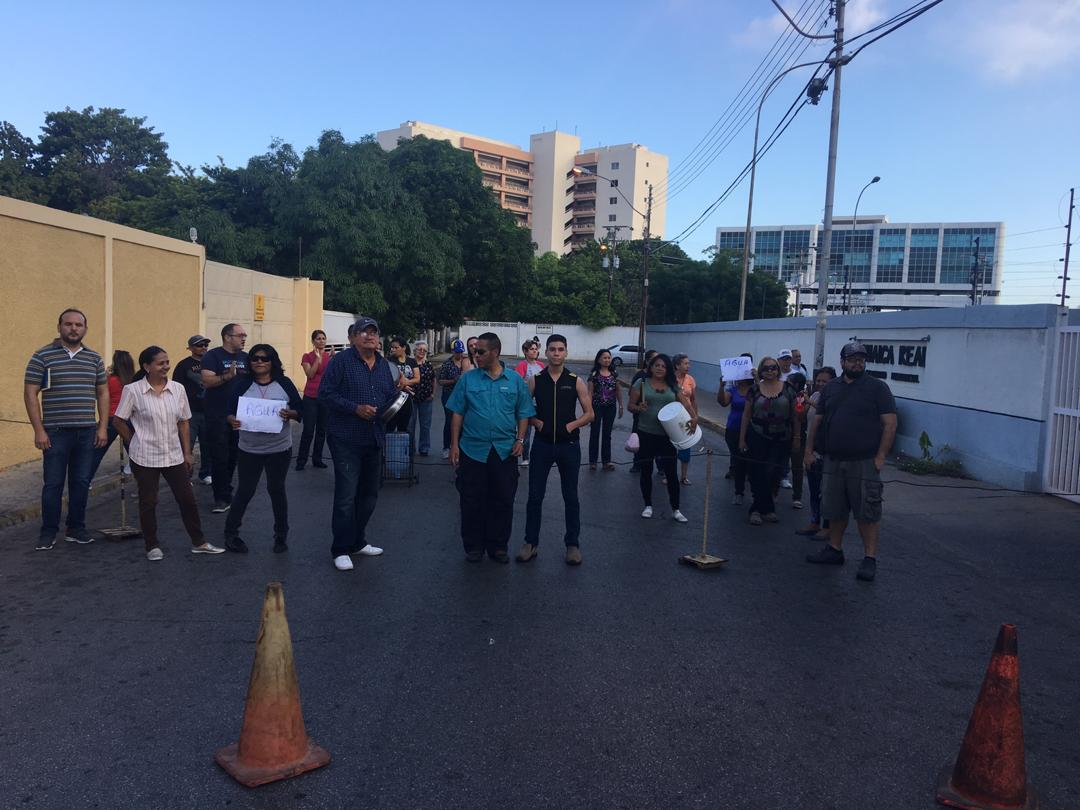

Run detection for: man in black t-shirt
[[803, 342, 897, 582], [200, 323, 249, 511], [173, 335, 212, 483]]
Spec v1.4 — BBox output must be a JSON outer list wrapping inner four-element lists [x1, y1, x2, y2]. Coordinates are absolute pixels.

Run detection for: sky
[[4, 0, 1079, 305]]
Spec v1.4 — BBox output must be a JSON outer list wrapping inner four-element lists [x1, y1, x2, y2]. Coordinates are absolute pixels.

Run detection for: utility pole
[[637, 183, 653, 371], [1059, 187, 1075, 307], [813, 0, 846, 372], [969, 236, 981, 306]]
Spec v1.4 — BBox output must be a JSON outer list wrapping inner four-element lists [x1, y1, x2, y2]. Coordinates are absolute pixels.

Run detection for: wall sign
[[254, 293, 265, 322], [862, 341, 928, 384]]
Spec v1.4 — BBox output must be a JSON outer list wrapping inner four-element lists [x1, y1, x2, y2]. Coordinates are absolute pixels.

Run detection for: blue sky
[[4, 0, 1078, 305]]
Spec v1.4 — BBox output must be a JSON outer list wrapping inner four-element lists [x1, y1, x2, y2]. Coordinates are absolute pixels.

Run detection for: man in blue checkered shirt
[[319, 316, 399, 572]]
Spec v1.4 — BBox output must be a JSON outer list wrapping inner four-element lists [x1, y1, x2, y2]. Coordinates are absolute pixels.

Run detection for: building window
[[908, 228, 939, 284], [717, 231, 745, 252], [646, 161, 650, 167], [781, 230, 812, 282], [608, 215, 617, 222], [940, 227, 996, 284], [876, 228, 905, 283], [753, 230, 782, 277], [609, 197, 618, 205], [611, 162, 620, 170], [610, 179, 618, 187]]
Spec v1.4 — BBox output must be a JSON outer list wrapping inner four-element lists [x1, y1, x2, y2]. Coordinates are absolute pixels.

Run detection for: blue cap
[[451, 339, 466, 354]]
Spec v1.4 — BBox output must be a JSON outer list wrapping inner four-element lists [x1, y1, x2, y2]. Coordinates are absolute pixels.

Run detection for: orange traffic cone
[[935, 624, 1039, 809], [215, 582, 330, 787]]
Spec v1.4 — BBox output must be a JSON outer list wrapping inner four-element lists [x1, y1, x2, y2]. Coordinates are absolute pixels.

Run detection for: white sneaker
[[732, 494, 744, 506], [122, 462, 132, 476], [672, 510, 688, 523], [641, 506, 653, 519], [519, 458, 529, 467], [441, 448, 450, 459], [354, 544, 383, 556], [191, 543, 225, 555], [792, 500, 804, 509], [780, 477, 793, 489], [147, 548, 164, 561], [200, 475, 213, 485], [334, 555, 354, 571]]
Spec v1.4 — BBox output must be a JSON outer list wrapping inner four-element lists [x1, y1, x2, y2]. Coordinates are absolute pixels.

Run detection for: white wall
[[322, 310, 355, 346], [457, 321, 638, 361]]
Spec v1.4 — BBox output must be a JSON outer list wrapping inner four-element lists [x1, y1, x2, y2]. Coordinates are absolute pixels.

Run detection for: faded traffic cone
[[935, 624, 1039, 809], [215, 582, 330, 787]]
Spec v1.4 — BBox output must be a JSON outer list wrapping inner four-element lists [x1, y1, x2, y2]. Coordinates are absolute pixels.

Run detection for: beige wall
[[0, 196, 323, 470]]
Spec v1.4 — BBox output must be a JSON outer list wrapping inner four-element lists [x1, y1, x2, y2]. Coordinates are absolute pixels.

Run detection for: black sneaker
[[273, 538, 288, 554], [294, 462, 306, 471], [489, 550, 510, 564], [64, 528, 95, 545], [856, 557, 877, 581], [806, 544, 845, 565], [211, 501, 231, 514], [224, 537, 249, 554], [35, 534, 56, 550], [312, 461, 328, 469]]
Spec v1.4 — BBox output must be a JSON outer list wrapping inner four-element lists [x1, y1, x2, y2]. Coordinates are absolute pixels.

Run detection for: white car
[[606, 343, 642, 369]]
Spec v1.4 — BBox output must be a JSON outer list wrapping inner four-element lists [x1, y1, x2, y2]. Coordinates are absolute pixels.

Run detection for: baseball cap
[[187, 334, 210, 347], [840, 341, 868, 359], [777, 348, 793, 359], [351, 316, 379, 334], [451, 339, 466, 354]]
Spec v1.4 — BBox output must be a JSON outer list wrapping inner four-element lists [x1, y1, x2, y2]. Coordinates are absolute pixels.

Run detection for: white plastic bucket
[[658, 402, 702, 450]]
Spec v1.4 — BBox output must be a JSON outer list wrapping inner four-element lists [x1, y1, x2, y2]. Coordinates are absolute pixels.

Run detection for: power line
[[1006, 225, 1065, 237], [845, 0, 945, 61]]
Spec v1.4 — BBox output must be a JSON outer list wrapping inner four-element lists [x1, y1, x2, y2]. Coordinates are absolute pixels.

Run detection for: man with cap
[[319, 316, 399, 571], [437, 338, 471, 460], [173, 335, 212, 483], [777, 349, 794, 381], [804, 341, 897, 581]]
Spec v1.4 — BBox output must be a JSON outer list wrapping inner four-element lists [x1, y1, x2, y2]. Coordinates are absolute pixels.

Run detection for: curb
[[0, 473, 125, 530]]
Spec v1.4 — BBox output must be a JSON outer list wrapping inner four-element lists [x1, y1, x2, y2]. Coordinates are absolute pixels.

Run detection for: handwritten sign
[[237, 396, 287, 433], [719, 356, 753, 381]]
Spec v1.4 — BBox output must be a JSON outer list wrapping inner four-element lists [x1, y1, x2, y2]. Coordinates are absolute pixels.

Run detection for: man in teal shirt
[[447, 332, 535, 563]]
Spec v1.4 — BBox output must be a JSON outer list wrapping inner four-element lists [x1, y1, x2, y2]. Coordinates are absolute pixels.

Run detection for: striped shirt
[[24, 344, 107, 428], [114, 379, 192, 468]]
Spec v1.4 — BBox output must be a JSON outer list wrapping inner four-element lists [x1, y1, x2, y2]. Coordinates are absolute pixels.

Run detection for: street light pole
[[842, 175, 879, 313]]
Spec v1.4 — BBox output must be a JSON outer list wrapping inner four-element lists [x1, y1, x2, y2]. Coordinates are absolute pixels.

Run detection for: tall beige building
[[377, 121, 667, 255]]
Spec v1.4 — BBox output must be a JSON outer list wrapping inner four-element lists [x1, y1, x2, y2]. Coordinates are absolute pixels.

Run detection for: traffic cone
[[935, 624, 1039, 809], [215, 582, 330, 787]]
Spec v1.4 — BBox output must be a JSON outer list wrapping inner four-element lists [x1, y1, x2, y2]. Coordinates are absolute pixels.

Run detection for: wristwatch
[[514, 438, 525, 445]]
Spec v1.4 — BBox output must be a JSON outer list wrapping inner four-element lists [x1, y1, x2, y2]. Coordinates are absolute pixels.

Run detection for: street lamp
[[739, 59, 827, 321], [842, 175, 880, 313], [572, 166, 653, 370]]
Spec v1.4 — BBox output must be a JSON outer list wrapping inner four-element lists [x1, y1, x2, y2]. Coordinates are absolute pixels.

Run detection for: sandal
[[589, 464, 597, 471], [604, 463, 616, 471]]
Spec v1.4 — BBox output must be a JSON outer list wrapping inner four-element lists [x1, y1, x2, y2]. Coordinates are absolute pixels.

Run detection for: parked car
[[605, 344, 641, 369]]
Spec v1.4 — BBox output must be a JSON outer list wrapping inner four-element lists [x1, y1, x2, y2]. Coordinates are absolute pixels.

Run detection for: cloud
[[733, 10, 791, 48], [845, 0, 887, 33], [969, 0, 1080, 80]]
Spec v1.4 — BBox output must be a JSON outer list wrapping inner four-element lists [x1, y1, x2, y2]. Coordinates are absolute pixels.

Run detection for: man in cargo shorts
[[803, 342, 897, 581]]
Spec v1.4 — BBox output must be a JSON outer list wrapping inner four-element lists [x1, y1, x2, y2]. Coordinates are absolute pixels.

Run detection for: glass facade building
[[715, 217, 1004, 312]]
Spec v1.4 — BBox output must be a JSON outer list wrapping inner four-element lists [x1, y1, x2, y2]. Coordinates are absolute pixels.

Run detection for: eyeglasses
[[250, 355, 271, 363], [473, 348, 489, 356], [762, 365, 780, 372]]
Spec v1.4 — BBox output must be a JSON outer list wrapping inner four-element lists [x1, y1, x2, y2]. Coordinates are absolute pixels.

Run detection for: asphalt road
[[2, 406, 1079, 809]]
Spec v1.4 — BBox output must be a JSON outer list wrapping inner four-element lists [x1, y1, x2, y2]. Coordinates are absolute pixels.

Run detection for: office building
[[714, 216, 1005, 312], [377, 121, 667, 255]]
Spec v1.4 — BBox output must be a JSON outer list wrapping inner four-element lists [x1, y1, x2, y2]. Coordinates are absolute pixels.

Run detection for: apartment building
[[377, 121, 667, 255], [715, 216, 1005, 312]]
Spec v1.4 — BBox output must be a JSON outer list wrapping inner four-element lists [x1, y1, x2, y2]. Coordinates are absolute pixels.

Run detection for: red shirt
[[107, 375, 124, 417], [302, 351, 332, 397]]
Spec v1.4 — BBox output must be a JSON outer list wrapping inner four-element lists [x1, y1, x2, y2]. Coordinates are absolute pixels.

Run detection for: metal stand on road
[[678, 450, 728, 570], [98, 446, 141, 540]]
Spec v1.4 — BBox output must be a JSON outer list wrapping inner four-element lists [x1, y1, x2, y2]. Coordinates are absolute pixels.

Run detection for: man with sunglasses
[[201, 324, 250, 512], [319, 316, 398, 571], [804, 342, 897, 582], [173, 335, 212, 484]]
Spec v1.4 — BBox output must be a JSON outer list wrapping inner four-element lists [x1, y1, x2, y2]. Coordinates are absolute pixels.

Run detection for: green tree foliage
[[0, 122, 45, 203], [648, 247, 789, 323]]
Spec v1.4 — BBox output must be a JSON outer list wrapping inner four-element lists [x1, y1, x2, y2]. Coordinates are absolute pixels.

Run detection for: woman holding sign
[[224, 344, 303, 553], [113, 346, 223, 560], [717, 353, 754, 505]]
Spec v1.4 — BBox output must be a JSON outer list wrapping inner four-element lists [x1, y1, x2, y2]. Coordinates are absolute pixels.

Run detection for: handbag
[[625, 432, 640, 453]]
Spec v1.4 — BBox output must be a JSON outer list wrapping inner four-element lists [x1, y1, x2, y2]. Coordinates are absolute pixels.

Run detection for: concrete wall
[[457, 321, 639, 362], [647, 305, 1074, 491], [1, 195, 323, 470]]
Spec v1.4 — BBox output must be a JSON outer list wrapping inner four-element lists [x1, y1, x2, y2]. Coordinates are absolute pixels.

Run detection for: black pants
[[747, 430, 790, 516], [724, 427, 748, 496], [296, 396, 326, 466], [457, 448, 519, 555], [225, 449, 291, 543], [588, 403, 616, 465], [638, 430, 679, 510], [206, 415, 239, 502]]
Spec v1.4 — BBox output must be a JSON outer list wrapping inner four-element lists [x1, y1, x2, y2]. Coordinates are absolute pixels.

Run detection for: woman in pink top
[[513, 339, 544, 466], [296, 329, 332, 470], [113, 346, 224, 560]]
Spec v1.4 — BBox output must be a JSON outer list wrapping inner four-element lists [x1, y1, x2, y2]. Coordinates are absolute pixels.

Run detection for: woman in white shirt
[[113, 346, 225, 560]]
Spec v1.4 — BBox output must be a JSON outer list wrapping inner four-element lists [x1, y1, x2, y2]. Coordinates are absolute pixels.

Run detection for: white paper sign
[[719, 356, 754, 381], [237, 396, 288, 433]]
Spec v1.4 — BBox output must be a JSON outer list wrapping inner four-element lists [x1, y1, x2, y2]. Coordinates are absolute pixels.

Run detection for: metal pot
[[381, 390, 411, 423]]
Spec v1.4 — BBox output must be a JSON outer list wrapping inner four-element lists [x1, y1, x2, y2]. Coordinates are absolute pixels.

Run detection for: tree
[[647, 248, 788, 323], [0, 122, 45, 203]]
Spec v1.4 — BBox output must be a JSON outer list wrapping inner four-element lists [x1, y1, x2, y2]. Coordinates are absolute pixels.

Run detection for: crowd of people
[[23, 309, 896, 581]]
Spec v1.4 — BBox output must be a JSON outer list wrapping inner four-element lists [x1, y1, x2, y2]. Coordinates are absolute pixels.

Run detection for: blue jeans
[[188, 411, 211, 478], [524, 439, 581, 547], [40, 426, 96, 539], [416, 399, 433, 454], [328, 436, 382, 558]]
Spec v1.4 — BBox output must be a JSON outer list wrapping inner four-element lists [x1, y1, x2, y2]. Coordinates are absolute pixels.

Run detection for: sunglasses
[[473, 348, 489, 356], [762, 365, 780, 372], [250, 355, 271, 363]]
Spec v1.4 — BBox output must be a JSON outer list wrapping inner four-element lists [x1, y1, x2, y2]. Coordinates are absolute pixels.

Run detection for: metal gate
[[1044, 326, 1080, 503]]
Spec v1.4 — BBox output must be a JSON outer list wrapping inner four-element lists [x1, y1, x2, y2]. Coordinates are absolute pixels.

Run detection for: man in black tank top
[[518, 335, 593, 565]]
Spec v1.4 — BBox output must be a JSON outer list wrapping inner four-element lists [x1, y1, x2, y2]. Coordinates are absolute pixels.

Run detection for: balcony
[[575, 187, 597, 200], [573, 202, 596, 214], [572, 221, 595, 232], [477, 159, 502, 171], [504, 196, 530, 211]]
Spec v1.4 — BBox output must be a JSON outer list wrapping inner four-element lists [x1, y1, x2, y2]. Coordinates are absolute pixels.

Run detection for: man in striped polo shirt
[[23, 308, 110, 549]]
